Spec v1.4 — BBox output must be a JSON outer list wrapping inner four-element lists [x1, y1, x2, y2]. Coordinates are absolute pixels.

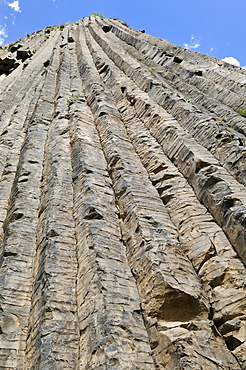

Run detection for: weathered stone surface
[[0, 15, 245, 369]]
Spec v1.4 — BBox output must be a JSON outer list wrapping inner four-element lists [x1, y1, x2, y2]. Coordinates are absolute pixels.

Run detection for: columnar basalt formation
[[0, 16, 245, 369]]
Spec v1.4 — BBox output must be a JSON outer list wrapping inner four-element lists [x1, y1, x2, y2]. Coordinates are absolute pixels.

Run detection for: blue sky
[[0, 0, 245, 67]]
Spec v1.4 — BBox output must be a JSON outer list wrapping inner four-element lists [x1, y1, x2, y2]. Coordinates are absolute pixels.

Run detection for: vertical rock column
[[0, 34, 61, 369], [0, 17, 245, 369], [84, 18, 246, 367], [75, 22, 239, 370], [83, 24, 244, 368], [25, 34, 80, 368], [87, 16, 246, 266], [70, 26, 155, 370]]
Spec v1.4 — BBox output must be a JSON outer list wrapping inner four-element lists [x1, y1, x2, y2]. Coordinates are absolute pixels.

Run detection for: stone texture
[[0, 15, 245, 369]]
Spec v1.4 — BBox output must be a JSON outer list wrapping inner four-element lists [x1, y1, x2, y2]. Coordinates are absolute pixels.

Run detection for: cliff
[[0, 15, 246, 369]]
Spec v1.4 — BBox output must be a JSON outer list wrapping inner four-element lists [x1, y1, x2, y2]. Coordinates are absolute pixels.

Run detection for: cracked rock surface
[[0, 16, 245, 369]]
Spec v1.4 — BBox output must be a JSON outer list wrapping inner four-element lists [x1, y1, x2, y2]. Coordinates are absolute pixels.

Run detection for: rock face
[[0, 15, 245, 369]]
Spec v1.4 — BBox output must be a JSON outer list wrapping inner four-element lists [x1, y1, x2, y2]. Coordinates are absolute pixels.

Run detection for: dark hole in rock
[[85, 169, 93, 174], [161, 194, 174, 204], [223, 198, 237, 209], [98, 64, 109, 74], [68, 36, 74, 43], [183, 150, 194, 161], [222, 198, 241, 218], [60, 128, 69, 135], [47, 229, 59, 238], [12, 212, 24, 221], [153, 165, 168, 174], [121, 86, 127, 95], [170, 156, 177, 166], [84, 207, 103, 220], [209, 306, 214, 320], [238, 138, 245, 146], [3, 169, 12, 176], [195, 160, 210, 173], [3, 251, 18, 257], [102, 25, 112, 33], [215, 132, 231, 144], [98, 111, 107, 117], [225, 335, 242, 351], [147, 81, 153, 92], [204, 175, 223, 188], [162, 173, 178, 181], [194, 70, 203, 76], [0, 58, 20, 75], [72, 174, 78, 182], [9, 44, 22, 53], [126, 94, 136, 105], [215, 133, 223, 139], [17, 50, 32, 62], [43, 60, 50, 67], [221, 137, 231, 144], [173, 56, 183, 64], [220, 318, 242, 335], [144, 216, 152, 220], [157, 185, 173, 194], [106, 151, 117, 166], [209, 273, 226, 288], [119, 106, 127, 114]]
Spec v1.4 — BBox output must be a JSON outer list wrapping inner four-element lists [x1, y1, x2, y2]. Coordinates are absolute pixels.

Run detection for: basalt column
[[0, 16, 245, 370]]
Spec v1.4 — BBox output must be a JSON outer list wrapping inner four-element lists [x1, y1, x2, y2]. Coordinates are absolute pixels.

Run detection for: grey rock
[[0, 15, 245, 369]]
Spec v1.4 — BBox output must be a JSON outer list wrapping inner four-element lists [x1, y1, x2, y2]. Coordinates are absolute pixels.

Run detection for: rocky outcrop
[[0, 16, 245, 369]]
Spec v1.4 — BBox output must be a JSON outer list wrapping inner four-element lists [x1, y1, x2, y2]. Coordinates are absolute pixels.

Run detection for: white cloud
[[222, 56, 240, 67], [0, 24, 8, 46], [7, 0, 21, 12], [184, 34, 201, 50], [11, 13, 16, 25]]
